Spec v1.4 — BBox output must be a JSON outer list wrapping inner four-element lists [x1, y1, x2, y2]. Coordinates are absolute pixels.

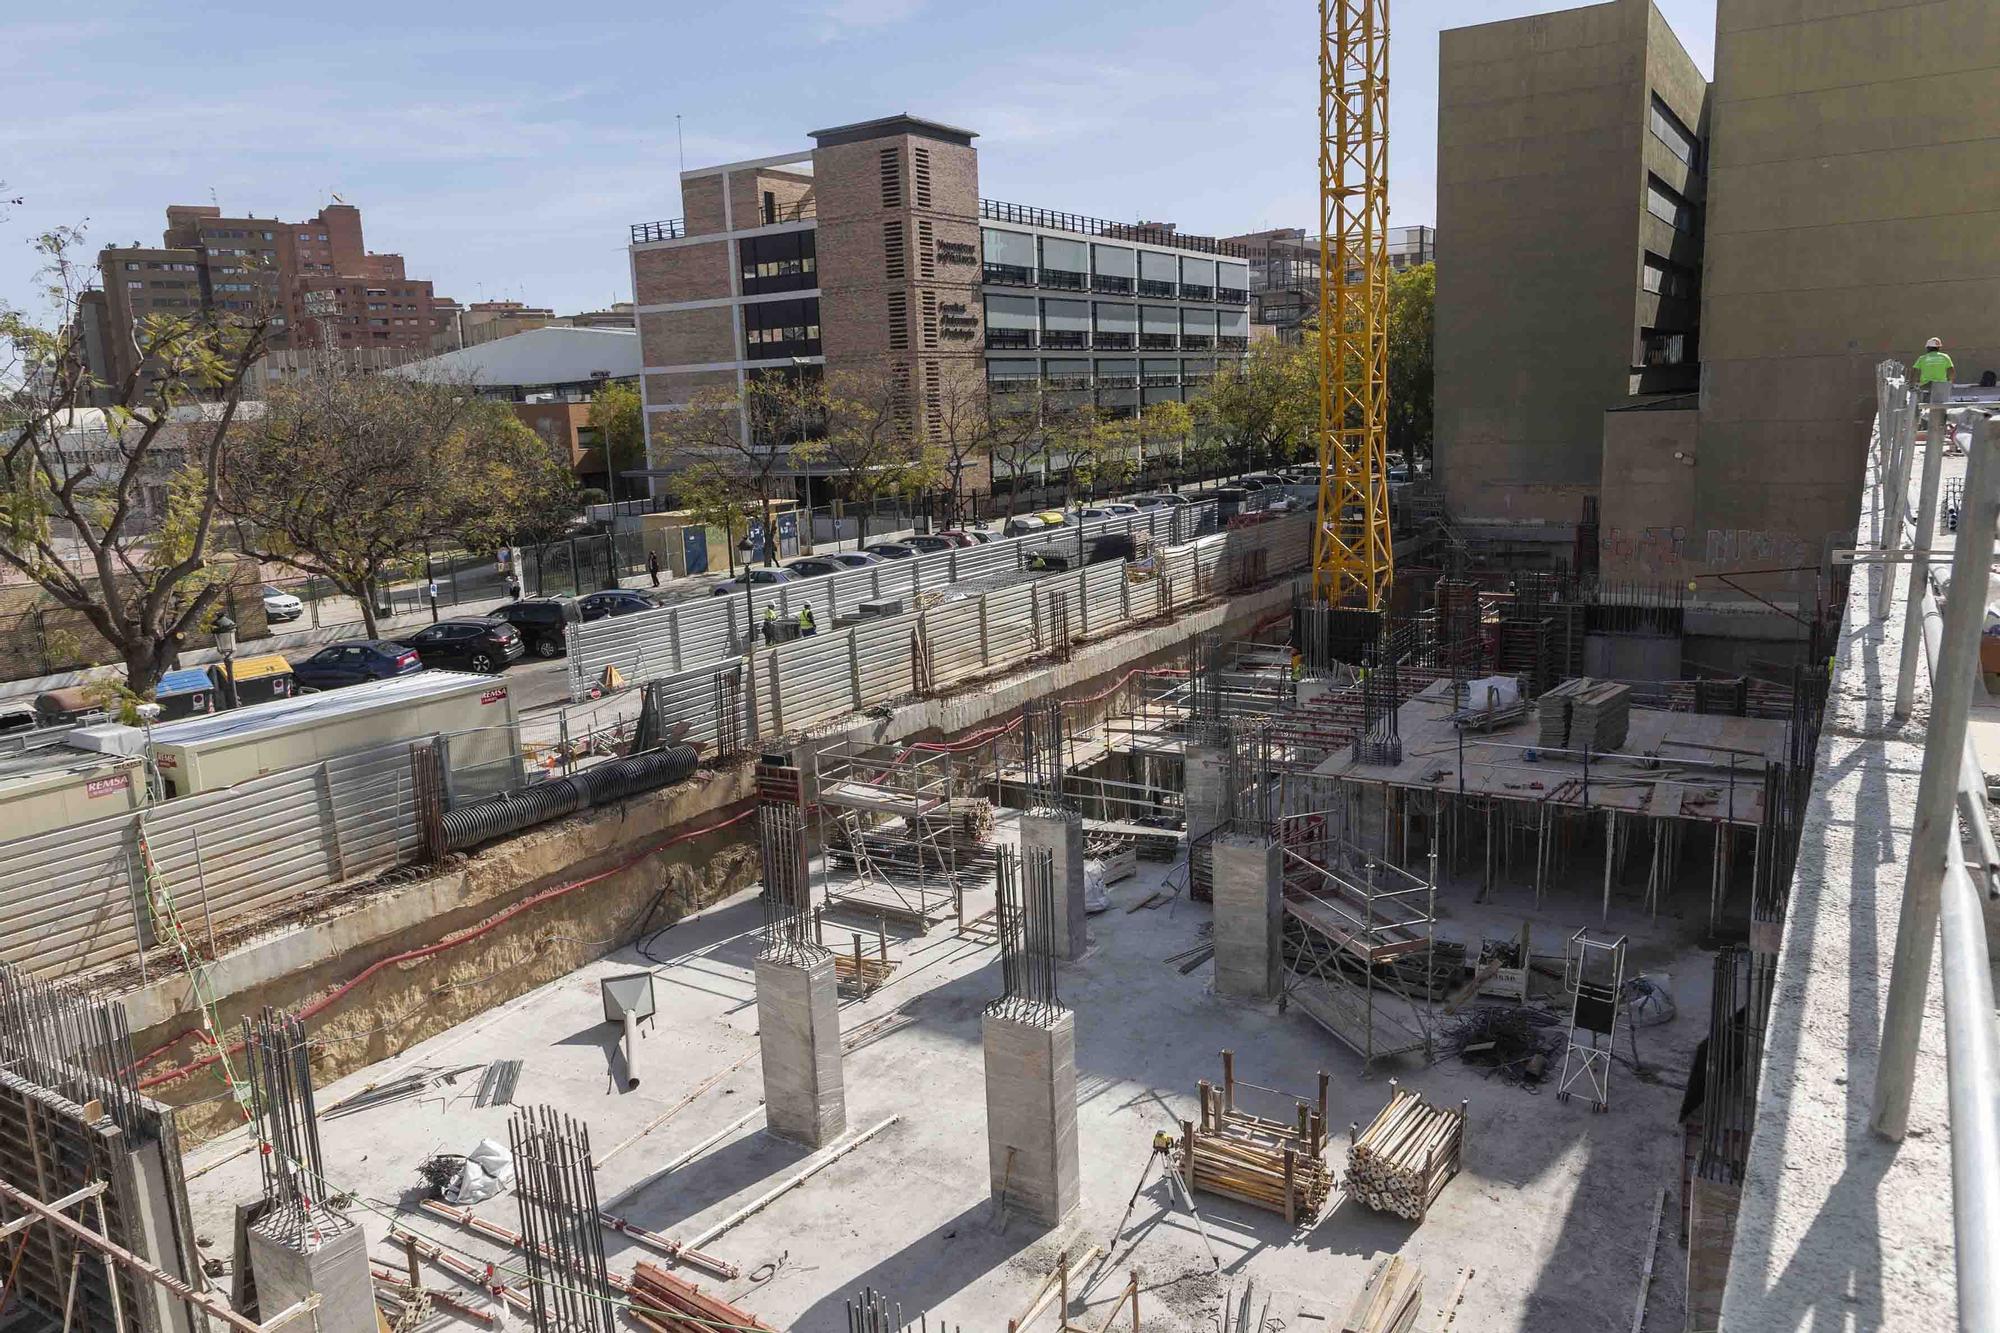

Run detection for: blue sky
[[0, 0, 1715, 320]]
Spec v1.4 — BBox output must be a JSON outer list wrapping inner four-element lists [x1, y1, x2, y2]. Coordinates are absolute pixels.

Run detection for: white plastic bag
[[443, 1137, 515, 1204], [1082, 860, 1110, 914]]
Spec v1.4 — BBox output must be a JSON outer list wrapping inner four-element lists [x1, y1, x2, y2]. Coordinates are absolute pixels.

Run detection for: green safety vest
[[1914, 350, 1954, 384]]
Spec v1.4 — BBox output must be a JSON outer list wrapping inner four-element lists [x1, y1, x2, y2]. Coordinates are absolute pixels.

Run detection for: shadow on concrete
[[605, 1124, 813, 1235], [784, 1199, 1048, 1331]]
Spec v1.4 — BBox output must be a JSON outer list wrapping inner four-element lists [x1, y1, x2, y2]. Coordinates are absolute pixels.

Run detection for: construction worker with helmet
[[1914, 337, 1954, 386]]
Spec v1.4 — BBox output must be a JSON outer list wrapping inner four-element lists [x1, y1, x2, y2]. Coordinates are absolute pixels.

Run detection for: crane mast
[[1312, 0, 1394, 609]]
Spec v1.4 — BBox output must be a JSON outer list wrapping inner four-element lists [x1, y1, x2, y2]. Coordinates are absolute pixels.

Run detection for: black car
[[291, 640, 423, 690], [488, 597, 578, 658], [577, 589, 663, 622], [396, 618, 525, 674]]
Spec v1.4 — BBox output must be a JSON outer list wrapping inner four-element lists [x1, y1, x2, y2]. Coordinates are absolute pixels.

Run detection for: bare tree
[[221, 363, 574, 637], [986, 391, 1052, 519], [795, 368, 940, 544], [0, 226, 271, 696], [926, 361, 1002, 527], [652, 374, 821, 566]]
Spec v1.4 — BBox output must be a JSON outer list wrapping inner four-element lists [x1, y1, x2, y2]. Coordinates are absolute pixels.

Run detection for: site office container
[[0, 746, 151, 839], [146, 670, 520, 799]]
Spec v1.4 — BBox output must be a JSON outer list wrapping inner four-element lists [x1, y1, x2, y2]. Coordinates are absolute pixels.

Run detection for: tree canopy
[[587, 379, 646, 500]]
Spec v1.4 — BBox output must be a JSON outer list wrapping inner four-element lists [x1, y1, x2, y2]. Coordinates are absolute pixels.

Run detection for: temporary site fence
[[565, 500, 1230, 700], [0, 509, 1308, 987]]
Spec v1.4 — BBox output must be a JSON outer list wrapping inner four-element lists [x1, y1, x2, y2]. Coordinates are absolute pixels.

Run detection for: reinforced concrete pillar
[[982, 1007, 1080, 1228], [1021, 811, 1088, 959], [756, 953, 846, 1147], [1185, 743, 1228, 846], [1212, 832, 1283, 999], [246, 1219, 374, 1333]]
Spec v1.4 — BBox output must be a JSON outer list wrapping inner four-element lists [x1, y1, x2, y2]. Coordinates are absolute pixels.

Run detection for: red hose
[[134, 806, 756, 1091]]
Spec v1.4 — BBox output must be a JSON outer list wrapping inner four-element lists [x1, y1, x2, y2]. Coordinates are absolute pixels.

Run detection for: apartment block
[[630, 114, 1251, 495], [85, 201, 454, 393], [1433, 0, 1708, 546]]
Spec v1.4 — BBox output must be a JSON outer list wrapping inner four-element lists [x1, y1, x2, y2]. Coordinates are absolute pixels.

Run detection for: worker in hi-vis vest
[[1914, 337, 1954, 386]]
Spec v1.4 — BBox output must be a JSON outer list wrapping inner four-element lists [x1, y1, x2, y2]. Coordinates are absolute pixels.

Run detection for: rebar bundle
[[1695, 947, 1776, 1184], [846, 1287, 960, 1333], [0, 963, 142, 1135], [1226, 720, 1277, 834], [1021, 698, 1070, 813], [242, 1006, 336, 1240], [989, 845, 1063, 1021], [758, 801, 824, 964], [1352, 645, 1403, 766], [510, 1106, 616, 1333], [1187, 631, 1230, 746]]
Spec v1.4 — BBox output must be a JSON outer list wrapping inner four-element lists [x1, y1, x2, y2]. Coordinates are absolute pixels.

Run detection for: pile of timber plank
[[628, 1262, 778, 1333], [1341, 1257, 1425, 1333], [1537, 678, 1585, 747], [1180, 1130, 1333, 1223], [1343, 1085, 1468, 1223], [1569, 680, 1631, 750]]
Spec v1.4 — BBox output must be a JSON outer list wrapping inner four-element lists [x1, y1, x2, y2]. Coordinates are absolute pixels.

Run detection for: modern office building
[[1433, 0, 1708, 549], [1226, 224, 1434, 344], [629, 114, 1251, 497], [81, 201, 455, 394]]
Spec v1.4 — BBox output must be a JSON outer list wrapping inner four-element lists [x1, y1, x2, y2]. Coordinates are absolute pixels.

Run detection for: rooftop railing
[[979, 200, 1247, 258], [630, 219, 686, 244]]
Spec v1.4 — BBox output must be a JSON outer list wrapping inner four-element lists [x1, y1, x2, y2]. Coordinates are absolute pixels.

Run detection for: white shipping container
[[144, 671, 521, 798], [0, 746, 150, 839]]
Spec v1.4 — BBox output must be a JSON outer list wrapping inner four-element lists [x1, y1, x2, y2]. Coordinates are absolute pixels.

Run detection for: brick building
[[81, 202, 456, 394], [630, 113, 1252, 499]]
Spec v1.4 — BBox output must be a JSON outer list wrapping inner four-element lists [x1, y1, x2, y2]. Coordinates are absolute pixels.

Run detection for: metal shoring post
[[1876, 384, 1920, 620], [1897, 380, 1951, 718], [1874, 414, 2000, 1141]]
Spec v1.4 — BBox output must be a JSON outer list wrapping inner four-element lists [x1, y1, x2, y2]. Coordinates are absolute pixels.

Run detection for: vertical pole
[[1876, 386, 1920, 619], [1874, 415, 1999, 1141], [1897, 381, 1951, 718]]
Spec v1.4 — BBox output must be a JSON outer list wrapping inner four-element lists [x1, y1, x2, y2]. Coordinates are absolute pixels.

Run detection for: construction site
[[0, 0, 1992, 1330]]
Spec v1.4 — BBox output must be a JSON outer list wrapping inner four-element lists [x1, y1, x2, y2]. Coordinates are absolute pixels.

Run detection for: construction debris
[[1343, 1084, 1468, 1223], [1341, 1256, 1425, 1333], [1439, 1005, 1564, 1086], [474, 1059, 522, 1108], [628, 1261, 779, 1333]]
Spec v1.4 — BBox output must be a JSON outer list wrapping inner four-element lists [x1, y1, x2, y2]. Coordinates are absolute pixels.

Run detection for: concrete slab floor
[[183, 811, 1708, 1332]]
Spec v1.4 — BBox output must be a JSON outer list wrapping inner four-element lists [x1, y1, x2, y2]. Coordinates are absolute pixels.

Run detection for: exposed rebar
[[510, 1105, 615, 1333], [989, 845, 1064, 1021]]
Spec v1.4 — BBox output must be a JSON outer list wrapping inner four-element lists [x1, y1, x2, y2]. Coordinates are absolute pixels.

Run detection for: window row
[[984, 295, 1249, 350], [1645, 175, 1696, 233], [739, 231, 817, 295], [988, 357, 1227, 388], [742, 297, 821, 358], [981, 228, 1250, 301], [1649, 95, 1701, 173]]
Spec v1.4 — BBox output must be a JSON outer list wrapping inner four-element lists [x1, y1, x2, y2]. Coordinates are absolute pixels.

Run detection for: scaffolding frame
[[1556, 929, 1628, 1113], [814, 738, 986, 927]]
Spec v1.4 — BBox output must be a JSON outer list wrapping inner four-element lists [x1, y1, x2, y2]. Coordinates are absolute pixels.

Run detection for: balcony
[[1140, 373, 1180, 387], [1092, 274, 1134, 295], [1217, 287, 1249, 305], [1217, 336, 1249, 351], [1093, 331, 1135, 350], [990, 377, 1038, 394], [1139, 333, 1178, 350], [986, 328, 1036, 349], [1137, 279, 1176, 298], [984, 262, 1034, 287], [1043, 374, 1093, 391], [631, 218, 686, 244], [1096, 374, 1139, 389], [1041, 330, 1088, 350], [1041, 268, 1088, 292], [1181, 334, 1214, 350], [1180, 284, 1215, 302]]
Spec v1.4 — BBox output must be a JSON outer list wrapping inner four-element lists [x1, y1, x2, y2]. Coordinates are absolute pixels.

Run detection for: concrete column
[[1021, 811, 1088, 959], [1212, 832, 1283, 999], [756, 953, 846, 1147], [247, 1219, 374, 1333], [982, 1007, 1080, 1228], [1185, 743, 1228, 845]]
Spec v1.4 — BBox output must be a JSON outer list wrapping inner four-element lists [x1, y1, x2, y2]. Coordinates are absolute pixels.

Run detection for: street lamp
[[213, 605, 240, 711]]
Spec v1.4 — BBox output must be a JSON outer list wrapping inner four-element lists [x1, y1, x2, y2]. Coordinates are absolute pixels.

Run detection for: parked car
[[941, 529, 989, 545], [865, 542, 918, 560], [291, 640, 423, 691], [902, 534, 956, 554], [825, 551, 881, 568], [1078, 502, 1140, 519], [261, 585, 304, 623], [783, 557, 845, 578], [396, 618, 525, 674], [1131, 493, 1191, 509], [0, 700, 36, 735], [1238, 473, 1290, 490], [1002, 514, 1048, 537], [577, 589, 663, 622], [960, 528, 1001, 543], [489, 597, 579, 658], [712, 567, 797, 596]]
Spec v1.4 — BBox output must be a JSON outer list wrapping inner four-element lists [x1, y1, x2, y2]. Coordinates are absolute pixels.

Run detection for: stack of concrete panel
[[1538, 678, 1586, 748], [1571, 681, 1632, 751]]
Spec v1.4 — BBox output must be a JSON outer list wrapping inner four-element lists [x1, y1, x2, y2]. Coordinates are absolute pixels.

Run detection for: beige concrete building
[[629, 114, 1251, 498], [1434, 0, 1708, 551]]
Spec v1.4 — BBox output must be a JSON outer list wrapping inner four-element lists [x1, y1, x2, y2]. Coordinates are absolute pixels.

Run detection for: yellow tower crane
[[1312, 0, 1394, 609]]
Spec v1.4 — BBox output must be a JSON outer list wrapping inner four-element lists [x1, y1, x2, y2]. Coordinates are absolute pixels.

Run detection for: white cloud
[[808, 0, 925, 41]]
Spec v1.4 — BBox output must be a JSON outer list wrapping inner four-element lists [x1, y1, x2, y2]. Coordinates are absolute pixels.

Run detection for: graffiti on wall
[[1701, 528, 1810, 569], [1604, 525, 1810, 576], [1602, 526, 1688, 574]]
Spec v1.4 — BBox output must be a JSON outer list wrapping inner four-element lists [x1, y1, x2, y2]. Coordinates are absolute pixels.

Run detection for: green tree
[[1196, 340, 1315, 471], [587, 379, 646, 501], [1387, 261, 1435, 467], [221, 365, 572, 636], [1131, 399, 1194, 474], [651, 373, 821, 566], [0, 226, 272, 695]]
